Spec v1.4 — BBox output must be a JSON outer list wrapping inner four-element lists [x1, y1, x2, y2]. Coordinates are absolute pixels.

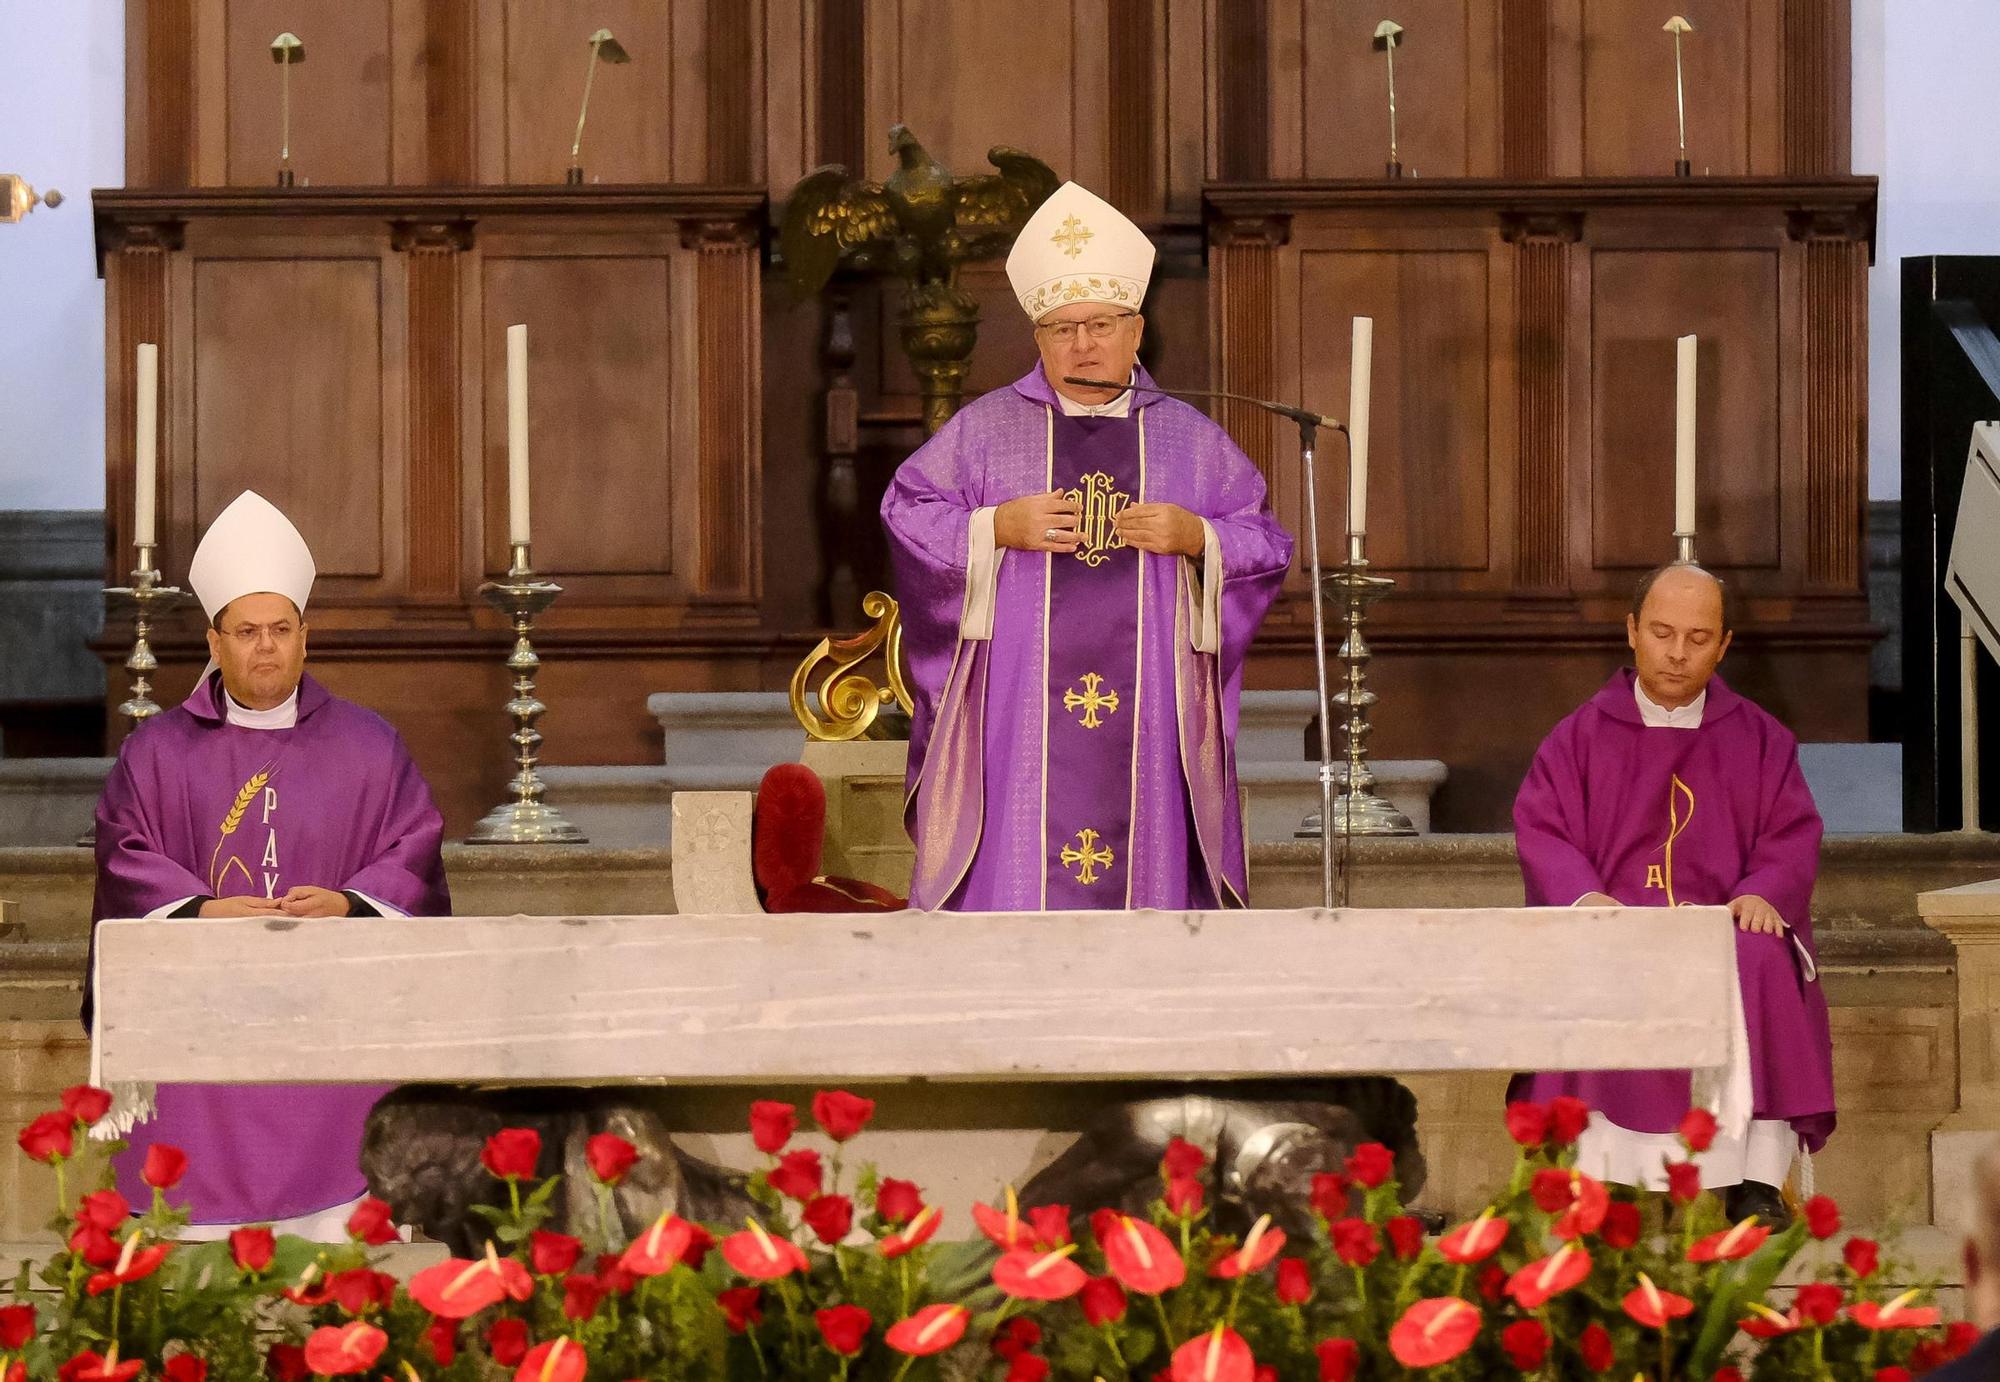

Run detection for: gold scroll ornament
[[789, 591, 916, 741]]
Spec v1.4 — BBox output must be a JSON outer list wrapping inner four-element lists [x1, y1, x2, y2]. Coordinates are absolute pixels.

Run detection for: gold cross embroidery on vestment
[[1063, 673, 1121, 730], [1059, 828, 1115, 885]]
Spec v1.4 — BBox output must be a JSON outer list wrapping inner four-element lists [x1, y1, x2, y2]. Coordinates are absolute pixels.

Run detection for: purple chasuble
[[882, 363, 1293, 911], [1509, 669, 1835, 1152], [91, 671, 450, 1223]]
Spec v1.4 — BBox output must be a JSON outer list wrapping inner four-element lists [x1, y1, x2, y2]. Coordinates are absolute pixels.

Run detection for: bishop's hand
[[198, 895, 287, 918], [1115, 502, 1204, 557], [996, 491, 1081, 553], [1729, 894, 1786, 935], [278, 885, 353, 918]]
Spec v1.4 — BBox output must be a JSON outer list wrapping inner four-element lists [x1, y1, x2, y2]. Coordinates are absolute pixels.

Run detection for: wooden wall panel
[[1572, 0, 1777, 177], [220, 0, 395, 186], [1587, 248, 1782, 573]]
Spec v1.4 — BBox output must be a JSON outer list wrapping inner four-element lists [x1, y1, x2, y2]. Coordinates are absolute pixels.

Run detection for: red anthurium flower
[[0, 1304, 35, 1349], [1505, 1243, 1592, 1309], [514, 1338, 586, 1382], [767, 1148, 824, 1201], [803, 1194, 855, 1245], [1028, 1204, 1071, 1247], [1849, 1291, 1942, 1330], [1329, 1217, 1380, 1268], [1687, 1217, 1772, 1263], [1080, 1275, 1127, 1326], [228, 1226, 275, 1272], [815, 1304, 873, 1355], [60, 1086, 113, 1127], [481, 1128, 541, 1182], [885, 1304, 968, 1357], [303, 1323, 387, 1376], [77, 1190, 130, 1232], [487, 1319, 530, 1367], [1314, 1338, 1358, 1382], [621, 1214, 696, 1277], [1738, 1302, 1808, 1340], [279, 1261, 333, 1308], [85, 1233, 170, 1295], [560, 1274, 604, 1322], [141, 1144, 188, 1190], [876, 1177, 924, 1225], [1796, 1283, 1845, 1325], [1344, 1143, 1394, 1188], [161, 1355, 205, 1382], [1622, 1272, 1695, 1329], [723, 1220, 810, 1279], [749, 1100, 797, 1154], [811, 1089, 876, 1142], [58, 1350, 141, 1382], [1845, 1237, 1881, 1278], [880, 1204, 942, 1259], [1387, 1298, 1481, 1368], [584, 1133, 638, 1185], [1100, 1214, 1185, 1294], [995, 1245, 1088, 1300], [1547, 1096, 1591, 1145], [972, 1194, 1039, 1250], [1384, 1215, 1425, 1260], [1600, 1201, 1643, 1249], [409, 1255, 510, 1319], [1804, 1194, 1842, 1239], [1162, 1137, 1208, 1178], [1665, 1160, 1703, 1204], [1308, 1172, 1351, 1222], [1275, 1257, 1311, 1305], [1505, 1101, 1549, 1147], [1553, 1172, 1610, 1240], [1501, 1319, 1549, 1370], [1170, 1326, 1255, 1382], [1165, 1175, 1205, 1219], [1438, 1208, 1507, 1264], [1678, 1107, 1719, 1152], [18, 1112, 73, 1163], [717, 1286, 763, 1333], [346, 1196, 398, 1246], [1578, 1322, 1615, 1372], [1210, 1217, 1285, 1278], [1530, 1167, 1574, 1213]]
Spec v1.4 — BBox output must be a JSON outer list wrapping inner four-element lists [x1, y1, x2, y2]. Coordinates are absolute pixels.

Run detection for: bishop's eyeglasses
[[1035, 311, 1137, 346]]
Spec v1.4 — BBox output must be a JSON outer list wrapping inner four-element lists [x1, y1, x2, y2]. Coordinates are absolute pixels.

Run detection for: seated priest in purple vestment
[[883, 182, 1294, 911], [1510, 563, 1834, 1227], [89, 491, 449, 1239]]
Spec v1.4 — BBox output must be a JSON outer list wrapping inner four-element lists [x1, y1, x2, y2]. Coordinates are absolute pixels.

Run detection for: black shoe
[[1723, 1179, 1792, 1230]]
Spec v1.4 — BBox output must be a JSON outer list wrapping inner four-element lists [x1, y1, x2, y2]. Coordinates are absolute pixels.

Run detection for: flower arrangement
[[3, 1087, 1980, 1381]]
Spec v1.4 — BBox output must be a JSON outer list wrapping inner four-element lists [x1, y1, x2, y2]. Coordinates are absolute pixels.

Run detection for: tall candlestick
[[506, 324, 531, 549], [1347, 317, 1374, 536], [134, 342, 158, 549], [1674, 333, 1697, 540]]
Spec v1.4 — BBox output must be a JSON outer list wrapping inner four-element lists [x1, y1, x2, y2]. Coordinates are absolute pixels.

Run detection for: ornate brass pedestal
[[900, 288, 980, 437]]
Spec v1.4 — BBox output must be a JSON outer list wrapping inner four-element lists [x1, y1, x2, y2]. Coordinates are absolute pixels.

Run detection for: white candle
[[1674, 333, 1697, 537], [134, 343, 159, 550], [506, 324, 530, 547], [1347, 317, 1374, 537]]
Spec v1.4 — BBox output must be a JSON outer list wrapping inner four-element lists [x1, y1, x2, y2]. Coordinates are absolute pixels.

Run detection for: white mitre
[[1006, 181, 1155, 322], [188, 490, 316, 621]]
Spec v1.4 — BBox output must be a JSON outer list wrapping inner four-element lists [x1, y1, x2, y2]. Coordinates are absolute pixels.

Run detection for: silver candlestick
[[106, 545, 185, 723], [465, 542, 587, 844], [1319, 532, 1414, 838], [1675, 531, 1697, 563]]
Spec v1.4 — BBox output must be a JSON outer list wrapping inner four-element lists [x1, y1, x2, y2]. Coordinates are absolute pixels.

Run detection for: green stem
[[108, 1282, 123, 1351], [1150, 1292, 1179, 1351], [899, 1256, 911, 1315], [1225, 1273, 1246, 1327], [889, 1357, 916, 1382], [54, 1158, 68, 1222], [592, 1181, 616, 1251], [1351, 1265, 1369, 1309], [745, 1323, 769, 1377], [508, 1178, 523, 1220], [1100, 1326, 1127, 1374]]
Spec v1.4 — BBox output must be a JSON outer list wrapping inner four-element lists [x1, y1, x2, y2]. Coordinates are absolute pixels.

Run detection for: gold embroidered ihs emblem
[[1063, 673, 1121, 729], [1063, 471, 1132, 567], [1051, 214, 1094, 258], [1060, 828, 1114, 885], [1647, 774, 1696, 906]]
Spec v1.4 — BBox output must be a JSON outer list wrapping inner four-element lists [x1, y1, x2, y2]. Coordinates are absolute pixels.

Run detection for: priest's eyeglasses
[[1035, 312, 1137, 345], [220, 620, 301, 647]]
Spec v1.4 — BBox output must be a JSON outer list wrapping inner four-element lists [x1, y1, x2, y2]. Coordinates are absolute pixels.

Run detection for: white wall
[[1856, 0, 2000, 500], [0, 0, 123, 511]]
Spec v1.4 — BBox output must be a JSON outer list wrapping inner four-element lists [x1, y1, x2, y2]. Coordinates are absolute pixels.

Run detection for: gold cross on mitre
[[1051, 214, 1094, 258], [1063, 673, 1121, 729], [1059, 827, 1115, 885]]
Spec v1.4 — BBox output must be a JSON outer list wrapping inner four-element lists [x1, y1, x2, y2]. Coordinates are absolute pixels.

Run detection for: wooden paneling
[[220, 0, 396, 186]]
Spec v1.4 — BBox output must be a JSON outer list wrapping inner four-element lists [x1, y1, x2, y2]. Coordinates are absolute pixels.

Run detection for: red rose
[[1665, 1160, 1702, 1204], [1164, 1176, 1204, 1220], [718, 1286, 764, 1333], [1028, 1204, 1071, 1247], [880, 1204, 942, 1259], [1309, 1172, 1351, 1222], [1329, 1217, 1380, 1267], [1579, 1322, 1615, 1372], [1387, 1299, 1480, 1369], [1530, 1167, 1574, 1212], [1547, 1096, 1590, 1145], [815, 1304, 873, 1355], [803, 1194, 855, 1244], [810, 1089, 876, 1142], [1162, 1137, 1208, 1178], [486, 1318, 530, 1367], [303, 1323, 387, 1377], [1080, 1274, 1127, 1325], [875, 1177, 924, 1225], [228, 1226, 275, 1272], [18, 1111, 73, 1163], [594, 1252, 637, 1296], [681, 1222, 715, 1270], [60, 1086, 113, 1128], [265, 1345, 310, 1382], [345, 1196, 398, 1246], [77, 1190, 130, 1232], [749, 1100, 798, 1154], [722, 1225, 809, 1279], [1314, 1338, 1358, 1382], [1170, 1327, 1255, 1382], [1945, 1320, 1982, 1358], [1504, 1101, 1549, 1147], [1501, 1319, 1549, 1370], [1099, 1214, 1184, 1294], [480, 1127, 541, 1181], [1803, 1194, 1842, 1239], [1714, 1369, 1745, 1382], [992, 1318, 1041, 1360], [513, 1339, 585, 1382], [1874, 1369, 1911, 1382], [326, 1268, 395, 1314], [68, 1224, 118, 1268], [767, 1148, 823, 1201], [884, 1304, 968, 1357], [1795, 1282, 1844, 1325], [1385, 1215, 1424, 1260], [1275, 1256, 1311, 1304], [141, 1144, 188, 1190], [1477, 1264, 1507, 1302], [161, 1356, 205, 1382], [584, 1133, 639, 1185], [1844, 1237, 1880, 1278], [1007, 1357, 1051, 1382], [531, 1229, 583, 1276], [1678, 1108, 1719, 1152], [561, 1274, 604, 1321], [0, 1305, 35, 1350], [1910, 1343, 1947, 1373], [1600, 1201, 1643, 1249], [1344, 1143, 1394, 1188]]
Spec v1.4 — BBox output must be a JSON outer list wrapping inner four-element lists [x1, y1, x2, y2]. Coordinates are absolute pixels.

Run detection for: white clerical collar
[[225, 687, 300, 730], [1056, 369, 1135, 418], [1634, 679, 1705, 729]]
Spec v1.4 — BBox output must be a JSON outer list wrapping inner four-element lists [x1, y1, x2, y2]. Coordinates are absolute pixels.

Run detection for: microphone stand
[[1065, 375, 1348, 909]]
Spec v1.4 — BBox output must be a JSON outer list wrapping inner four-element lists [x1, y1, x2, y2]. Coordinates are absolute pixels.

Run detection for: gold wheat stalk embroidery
[[209, 767, 272, 893]]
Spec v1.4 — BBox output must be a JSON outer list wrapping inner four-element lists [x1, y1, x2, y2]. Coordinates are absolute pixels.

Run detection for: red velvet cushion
[[752, 763, 825, 897]]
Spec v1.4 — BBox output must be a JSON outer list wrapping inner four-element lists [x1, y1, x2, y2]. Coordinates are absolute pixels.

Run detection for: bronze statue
[[781, 125, 1059, 434]]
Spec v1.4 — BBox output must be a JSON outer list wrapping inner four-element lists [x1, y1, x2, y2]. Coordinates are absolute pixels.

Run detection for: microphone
[[1062, 376, 1342, 435]]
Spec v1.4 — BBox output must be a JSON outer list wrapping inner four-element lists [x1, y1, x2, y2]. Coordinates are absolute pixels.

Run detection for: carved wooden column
[[1783, 0, 1849, 176], [1791, 208, 1869, 593], [1502, 211, 1581, 595], [819, 290, 861, 624], [1107, 0, 1158, 214], [136, 0, 195, 185], [392, 220, 475, 603], [1210, 215, 1288, 479], [685, 218, 763, 613], [423, 0, 476, 183], [100, 223, 181, 574], [1498, 0, 1552, 179]]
